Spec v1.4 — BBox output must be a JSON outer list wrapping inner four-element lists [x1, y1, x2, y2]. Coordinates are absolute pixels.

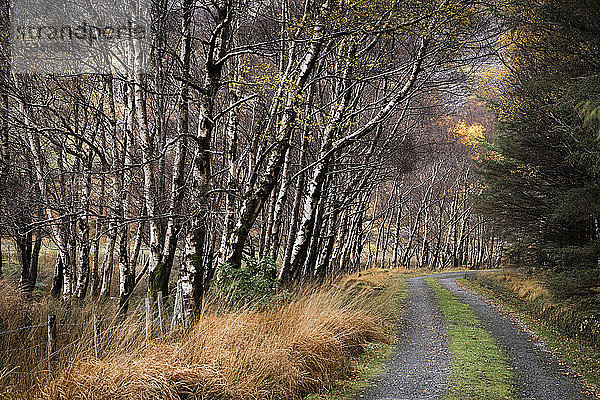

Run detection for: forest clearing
[[1, 0, 600, 398]]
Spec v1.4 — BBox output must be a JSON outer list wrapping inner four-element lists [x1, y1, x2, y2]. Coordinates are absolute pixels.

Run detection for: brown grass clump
[[0, 277, 31, 331], [30, 278, 393, 400], [473, 270, 600, 348], [341, 267, 392, 289], [477, 270, 566, 316], [0, 276, 138, 398], [0, 278, 47, 392], [491, 271, 549, 302]]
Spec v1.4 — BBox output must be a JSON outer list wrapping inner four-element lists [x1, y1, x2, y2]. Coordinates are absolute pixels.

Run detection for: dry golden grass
[[489, 271, 549, 302], [340, 266, 444, 290], [474, 270, 600, 347], [477, 270, 570, 316], [0, 278, 29, 329], [341, 267, 392, 289], [1, 271, 398, 400], [0, 277, 152, 399]]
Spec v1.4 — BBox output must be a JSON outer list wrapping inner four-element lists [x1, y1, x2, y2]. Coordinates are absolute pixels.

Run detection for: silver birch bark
[[218, 76, 241, 267], [90, 124, 107, 296], [180, 0, 230, 314], [74, 157, 92, 299], [281, 140, 307, 271], [161, 0, 193, 294], [221, 1, 330, 270], [284, 36, 427, 281], [134, 29, 163, 296], [100, 77, 124, 298], [21, 98, 71, 299], [268, 147, 291, 259], [118, 77, 134, 311]]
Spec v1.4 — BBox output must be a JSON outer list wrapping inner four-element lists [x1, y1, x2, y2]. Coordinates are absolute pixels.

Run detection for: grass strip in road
[[425, 278, 514, 400]]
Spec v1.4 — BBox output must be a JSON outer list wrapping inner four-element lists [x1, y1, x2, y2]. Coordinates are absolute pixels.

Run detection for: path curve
[[356, 271, 597, 400]]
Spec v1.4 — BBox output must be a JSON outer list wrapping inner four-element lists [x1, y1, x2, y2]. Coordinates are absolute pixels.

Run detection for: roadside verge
[[462, 273, 600, 398]]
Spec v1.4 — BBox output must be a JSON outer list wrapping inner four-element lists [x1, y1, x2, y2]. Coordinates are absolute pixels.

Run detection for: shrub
[[213, 255, 280, 308]]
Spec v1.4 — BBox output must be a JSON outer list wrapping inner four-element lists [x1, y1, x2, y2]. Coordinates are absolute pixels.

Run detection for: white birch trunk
[[21, 99, 71, 299], [221, 1, 330, 270]]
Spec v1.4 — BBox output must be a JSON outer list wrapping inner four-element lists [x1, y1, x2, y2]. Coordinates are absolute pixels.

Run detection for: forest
[[0, 0, 500, 311], [0, 0, 599, 399]]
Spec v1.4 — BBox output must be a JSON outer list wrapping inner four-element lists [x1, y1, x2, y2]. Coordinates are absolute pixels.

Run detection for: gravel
[[356, 273, 454, 400], [355, 271, 597, 400]]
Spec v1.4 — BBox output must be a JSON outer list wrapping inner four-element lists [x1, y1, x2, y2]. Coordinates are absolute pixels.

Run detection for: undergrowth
[[0, 268, 402, 400], [471, 270, 600, 348], [212, 256, 280, 309]]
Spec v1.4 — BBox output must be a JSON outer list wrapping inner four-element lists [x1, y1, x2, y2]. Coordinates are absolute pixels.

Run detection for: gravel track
[[356, 273, 455, 400], [356, 271, 597, 400]]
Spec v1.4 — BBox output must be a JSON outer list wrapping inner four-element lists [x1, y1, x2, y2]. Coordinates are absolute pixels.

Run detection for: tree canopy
[[475, 0, 600, 270]]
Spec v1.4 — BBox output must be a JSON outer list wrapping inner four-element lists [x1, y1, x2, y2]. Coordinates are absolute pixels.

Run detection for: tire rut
[[356, 273, 455, 400]]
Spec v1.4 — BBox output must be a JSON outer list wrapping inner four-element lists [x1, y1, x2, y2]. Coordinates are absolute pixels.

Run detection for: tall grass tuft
[[1, 273, 395, 400], [471, 270, 600, 348], [0, 276, 148, 399]]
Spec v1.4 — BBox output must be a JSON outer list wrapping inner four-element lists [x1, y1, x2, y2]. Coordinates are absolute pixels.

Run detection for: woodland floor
[[355, 271, 598, 400]]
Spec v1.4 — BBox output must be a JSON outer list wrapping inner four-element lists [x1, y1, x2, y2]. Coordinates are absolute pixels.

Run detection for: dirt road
[[357, 272, 596, 400]]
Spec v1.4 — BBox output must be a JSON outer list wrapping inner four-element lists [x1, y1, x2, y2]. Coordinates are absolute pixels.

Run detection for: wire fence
[[0, 323, 47, 338], [0, 287, 190, 383]]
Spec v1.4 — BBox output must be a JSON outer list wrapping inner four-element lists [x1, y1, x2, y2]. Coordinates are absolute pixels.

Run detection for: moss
[[425, 278, 514, 400]]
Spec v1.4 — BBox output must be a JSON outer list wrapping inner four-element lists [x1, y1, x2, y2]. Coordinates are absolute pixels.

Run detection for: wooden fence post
[[157, 291, 166, 335], [93, 314, 102, 358], [145, 297, 153, 341], [47, 314, 56, 371], [170, 281, 185, 332]]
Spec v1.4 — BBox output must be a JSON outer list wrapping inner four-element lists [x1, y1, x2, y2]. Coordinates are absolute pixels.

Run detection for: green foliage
[[544, 269, 600, 313], [578, 101, 600, 136], [475, 0, 600, 271], [213, 255, 280, 309]]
